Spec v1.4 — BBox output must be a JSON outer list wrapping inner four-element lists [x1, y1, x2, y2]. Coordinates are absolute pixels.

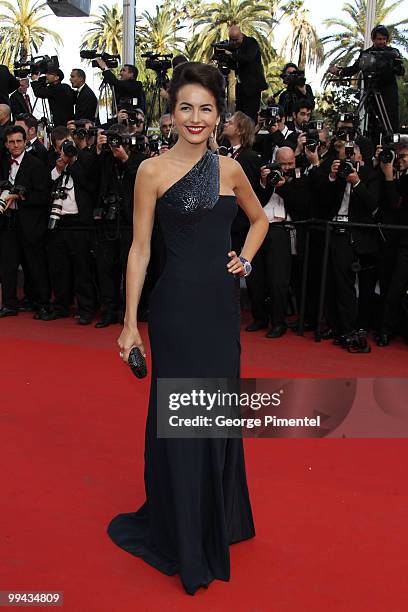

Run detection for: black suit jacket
[[27, 138, 49, 165], [10, 90, 32, 120], [0, 152, 49, 243], [31, 78, 75, 127], [231, 146, 263, 234], [51, 149, 98, 226], [235, 36, 268, 95], [318, 165, 380, 254], [0, 65, 20, 105], [74, 84, 98, 121], [101, 71, 146, 112]]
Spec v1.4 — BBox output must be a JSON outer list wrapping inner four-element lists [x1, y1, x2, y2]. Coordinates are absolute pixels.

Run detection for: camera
[[359, 48, 402, 79], [71, 120, 98, 140], [61, 140, 78, 158], [282, 69, 306, 88], [14, 55, 59, 78], [119, 105, 144, 126], [264, 162, 283, 188], [49, 186, 68, 230], [337, 160, 360, 179], [300, 120, 324, 152], [211, 41, 236, 75], [0, 182, 27, 214], [102, 131, 147, 153], [259, 106, 280, 125], [379, 133, 401, 164], [334, 126, 357, 141], [142, 52, 172, 87], [80, 50, 120, 69]]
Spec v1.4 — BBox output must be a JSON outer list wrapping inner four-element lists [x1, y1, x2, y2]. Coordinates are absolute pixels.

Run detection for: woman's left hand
[[227, 251, 245, 277]]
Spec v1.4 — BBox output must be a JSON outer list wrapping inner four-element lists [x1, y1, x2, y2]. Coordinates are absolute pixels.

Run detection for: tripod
[[358, 74, 394, 138], [145, 71, 168, 131], [96, 79, 118, 124]]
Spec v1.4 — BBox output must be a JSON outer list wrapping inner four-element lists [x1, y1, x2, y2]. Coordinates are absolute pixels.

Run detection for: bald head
[[0, 104, 11, 126], [229, 25, 244, 47], [276, 146, 295, 165]]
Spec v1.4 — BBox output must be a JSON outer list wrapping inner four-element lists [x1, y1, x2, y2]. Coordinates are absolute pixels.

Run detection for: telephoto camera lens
[[0, 188, 11, 214], [264, 163, 283, 188], [61, 140, 78, 157], [337, 160, 355, 179]]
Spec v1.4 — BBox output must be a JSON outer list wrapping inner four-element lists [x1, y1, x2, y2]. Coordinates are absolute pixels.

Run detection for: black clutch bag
[[128, 346, 147, 379]]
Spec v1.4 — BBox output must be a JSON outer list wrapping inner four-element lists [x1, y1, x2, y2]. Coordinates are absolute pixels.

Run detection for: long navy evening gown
[[107, 150, 255, 595]]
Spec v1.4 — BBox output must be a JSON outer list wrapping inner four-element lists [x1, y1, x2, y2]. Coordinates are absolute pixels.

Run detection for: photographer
[[0, 126, 50, 318], [92, 125, 147, 327], [221, 111, 263, 253], [95, 60, 146, 113], [70, 68, 98, 122], [318, 142, 379, 351], [14, 114, 48, 165], [245, 146, 310, 337], [37, 127, 97, 324], [0, 64, 20, 106], [226, 25, 268, 122], [375, 139, 408, 346], [10, 78, 32, 119], [254, 104, 294, 163], [278, 63, 315, 117], [67, 119, 98, 152], [329, 25, 405, 133], [31, 66, 75, 128]]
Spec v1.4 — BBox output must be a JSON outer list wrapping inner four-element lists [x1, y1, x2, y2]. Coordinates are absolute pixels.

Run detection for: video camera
[[14, 55, 59, 78], [0, 182, 27, 214], [281, 69, 306, 89], [80, 50, 120, 69], [359, 47, 402, 79], [142, 52, 172, 73], [211, 41, 236, 75], [378, 133, 401, 164]]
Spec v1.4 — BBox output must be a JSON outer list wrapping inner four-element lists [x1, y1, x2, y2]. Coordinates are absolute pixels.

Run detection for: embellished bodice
[[156, 150, 237, 282]]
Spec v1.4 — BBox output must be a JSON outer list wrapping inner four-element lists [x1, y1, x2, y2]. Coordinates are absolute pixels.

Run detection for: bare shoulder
[[137, 156, 162, 179], [219, 155, 241, 180]]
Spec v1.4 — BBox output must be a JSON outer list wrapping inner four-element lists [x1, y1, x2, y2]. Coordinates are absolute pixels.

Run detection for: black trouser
[[326, 232, 358, 335], [0, 211, 50, 309], [246, 224, 292, 325], [47, 215, 96, 316], [235, 83, 261, 123], [94, 225, 132, 314]]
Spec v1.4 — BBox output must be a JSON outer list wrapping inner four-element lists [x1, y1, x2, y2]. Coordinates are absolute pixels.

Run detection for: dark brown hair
[[167, 62, 225, 115], [232, 111, 256, 148]]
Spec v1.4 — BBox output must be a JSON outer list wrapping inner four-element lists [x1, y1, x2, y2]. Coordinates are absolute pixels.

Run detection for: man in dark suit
[[14, 114, 48, 165], [31, 66, 75, 127], [94, 60, 146, 113], [220, 110, 263, 253], [329, 25, 405, 135], [0, 126, 50, 317], [0, 64, 20, 106], [10, 78, 33, 119], [317, 143, 380, 350], [37, 127, 97, 324], [70, 68, 98, 122], [228, 26, 268, 123]]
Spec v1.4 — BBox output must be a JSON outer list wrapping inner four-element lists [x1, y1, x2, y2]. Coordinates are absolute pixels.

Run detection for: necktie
[[9, 158, 18, 166], [24, 94, 32, 113]]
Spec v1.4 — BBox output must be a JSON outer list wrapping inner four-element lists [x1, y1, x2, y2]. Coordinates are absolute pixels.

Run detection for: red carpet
[[1, 312, 408, 611]]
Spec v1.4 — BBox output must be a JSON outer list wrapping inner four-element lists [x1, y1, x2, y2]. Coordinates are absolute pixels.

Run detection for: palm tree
[[80, 3, 123, 56], [0, 0, 62, 67], [187, 0, 277, 66], [281, 6, 324, 70], [320, 0, 408, 67], [138, 4, 186, 56]]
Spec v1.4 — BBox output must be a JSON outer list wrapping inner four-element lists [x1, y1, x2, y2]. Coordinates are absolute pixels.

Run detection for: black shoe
[[245, 319, 268, 332], [266, 324, 287, 338], [33, 307, 50, 320], [376, 333, 390, 347], [78, 315, 92, 325], [337, 329, 371, 353], [95, 313, 118, 328], [37, 309, 69, 321], [0, 306, 18, 318], [18, 298, 36, 312]]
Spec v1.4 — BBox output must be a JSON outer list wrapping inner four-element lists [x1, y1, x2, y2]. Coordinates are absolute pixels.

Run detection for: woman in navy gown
[[109, 62, 269, 595]]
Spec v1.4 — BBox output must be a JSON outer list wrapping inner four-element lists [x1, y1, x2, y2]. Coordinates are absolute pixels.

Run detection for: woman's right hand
[[117, 324, 145, 363]]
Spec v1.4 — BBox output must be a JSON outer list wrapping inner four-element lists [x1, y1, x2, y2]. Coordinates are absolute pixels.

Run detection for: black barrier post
[[297, 226, 310, 336], [315, 222, 331, 342]]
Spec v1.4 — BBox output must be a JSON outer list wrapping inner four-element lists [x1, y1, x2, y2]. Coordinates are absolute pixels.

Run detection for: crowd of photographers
[[0, 24, 407, 353]]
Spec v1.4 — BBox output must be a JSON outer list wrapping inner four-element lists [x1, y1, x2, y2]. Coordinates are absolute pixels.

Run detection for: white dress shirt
[[50, 168, 79, 215]]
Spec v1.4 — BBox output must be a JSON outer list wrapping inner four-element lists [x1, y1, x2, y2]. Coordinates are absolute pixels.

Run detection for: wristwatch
[[238, 255, 252, 277]]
